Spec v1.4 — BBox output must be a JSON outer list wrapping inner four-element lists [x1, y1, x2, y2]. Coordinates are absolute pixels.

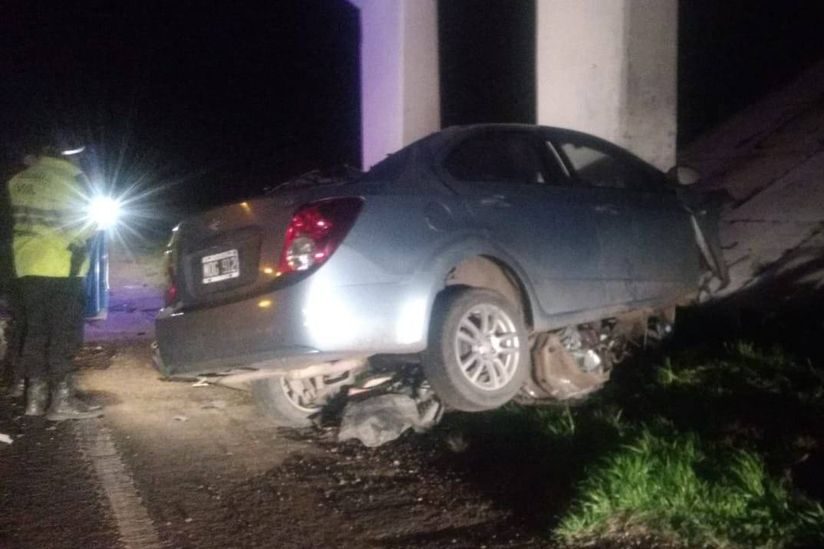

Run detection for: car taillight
[[164, 261, 178, 306], [165, 281, 178, 306], [278, 197, 363, 276]]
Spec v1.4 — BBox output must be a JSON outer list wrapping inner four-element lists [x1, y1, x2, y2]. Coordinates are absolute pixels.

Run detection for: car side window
[[555, 139, 662, 192], [444, 132, 547, 185]]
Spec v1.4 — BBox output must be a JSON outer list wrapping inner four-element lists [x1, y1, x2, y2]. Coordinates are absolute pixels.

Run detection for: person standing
[[7, 142, 102, 420]]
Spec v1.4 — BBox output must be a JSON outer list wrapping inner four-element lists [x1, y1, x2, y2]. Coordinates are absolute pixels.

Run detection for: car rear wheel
[[423, 288, 529, 412], [252, 376, 323, 427]]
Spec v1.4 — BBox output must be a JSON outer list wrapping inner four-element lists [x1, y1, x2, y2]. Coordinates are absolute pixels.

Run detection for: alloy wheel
[[453, 303, 521, 391]]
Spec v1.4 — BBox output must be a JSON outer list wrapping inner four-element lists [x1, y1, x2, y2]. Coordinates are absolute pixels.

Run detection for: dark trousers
[[18, 276, 85, 381]]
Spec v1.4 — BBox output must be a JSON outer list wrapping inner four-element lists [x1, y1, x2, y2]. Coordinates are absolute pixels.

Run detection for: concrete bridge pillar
[[351, 0, 678, 171], [348, 0, 440, 170], [536, 0, 678, 169]]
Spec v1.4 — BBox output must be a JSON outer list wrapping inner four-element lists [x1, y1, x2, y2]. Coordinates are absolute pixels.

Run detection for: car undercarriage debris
[[338, 391, 443, 447], [524, 332, 609, 401], [519, 311, 676, 404]]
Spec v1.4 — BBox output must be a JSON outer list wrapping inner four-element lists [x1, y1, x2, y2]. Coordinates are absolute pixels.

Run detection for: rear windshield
[[360, 148, 410, 183], [269, 165, 360, 192]]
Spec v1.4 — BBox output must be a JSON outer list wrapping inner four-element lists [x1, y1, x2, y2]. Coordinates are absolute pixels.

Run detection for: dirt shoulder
[[0, 397, 122, 548], [77, 341, 547, 548]]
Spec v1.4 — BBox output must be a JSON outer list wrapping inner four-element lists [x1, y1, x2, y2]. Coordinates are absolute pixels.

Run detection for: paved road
[[0, 403, 122, 549]]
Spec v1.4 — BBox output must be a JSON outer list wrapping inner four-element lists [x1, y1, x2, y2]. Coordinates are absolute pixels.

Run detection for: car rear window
[[361, 149, 410, 183]]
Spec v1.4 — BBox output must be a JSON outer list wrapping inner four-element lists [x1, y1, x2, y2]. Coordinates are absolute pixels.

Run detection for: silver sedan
[[155, 124, 725, 425]]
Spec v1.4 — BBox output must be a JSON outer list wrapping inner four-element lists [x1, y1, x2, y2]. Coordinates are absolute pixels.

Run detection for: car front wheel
[[423, 288, 529, 412]]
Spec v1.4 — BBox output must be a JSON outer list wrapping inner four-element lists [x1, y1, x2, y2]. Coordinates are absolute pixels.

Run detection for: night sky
[[2, 0, 824, 216], [1, 0, 361, 214]]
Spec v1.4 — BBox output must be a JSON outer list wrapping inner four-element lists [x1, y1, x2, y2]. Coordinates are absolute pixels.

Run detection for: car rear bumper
[[154, 275, 429, 377]]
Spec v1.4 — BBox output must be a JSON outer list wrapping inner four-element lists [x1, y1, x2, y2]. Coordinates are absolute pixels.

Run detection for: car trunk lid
[[170, 194, 303, 308]]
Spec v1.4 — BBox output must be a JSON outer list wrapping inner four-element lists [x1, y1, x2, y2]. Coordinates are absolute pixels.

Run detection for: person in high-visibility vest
[[7, 143, 102, 420]]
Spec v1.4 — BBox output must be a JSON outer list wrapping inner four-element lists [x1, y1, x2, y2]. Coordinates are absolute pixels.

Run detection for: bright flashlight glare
[[87, 195, 122, 229]]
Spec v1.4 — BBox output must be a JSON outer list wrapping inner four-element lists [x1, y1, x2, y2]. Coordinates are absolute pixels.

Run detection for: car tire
[[423, 287, 529, 412], [252, 375, 322, 428]]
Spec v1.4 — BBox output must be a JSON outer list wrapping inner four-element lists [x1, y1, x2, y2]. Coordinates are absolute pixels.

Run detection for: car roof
[[438, 123, 611, 142], [416, 123, 660, 173]]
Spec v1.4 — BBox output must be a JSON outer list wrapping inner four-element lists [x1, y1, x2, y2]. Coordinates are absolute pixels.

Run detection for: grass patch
[[557, 430, 824, 548], [446, 341, 824, 547], [560, 342, 824, 547]]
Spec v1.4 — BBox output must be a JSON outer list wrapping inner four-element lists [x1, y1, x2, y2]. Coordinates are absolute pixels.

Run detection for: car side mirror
[[666, 165, 701, 186]]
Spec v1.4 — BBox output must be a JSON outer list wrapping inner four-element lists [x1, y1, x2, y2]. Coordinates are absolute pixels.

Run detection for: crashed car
[[154, 124, 727, 426]]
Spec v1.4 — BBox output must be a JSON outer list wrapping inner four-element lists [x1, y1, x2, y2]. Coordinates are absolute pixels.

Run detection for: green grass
[[557, 430, 824, 548], [448, 342, 824, 548]]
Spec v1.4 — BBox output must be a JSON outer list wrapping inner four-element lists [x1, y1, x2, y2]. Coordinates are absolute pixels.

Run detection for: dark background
[[2, 0, 824, 213], [0, 0, 361, 213], [439, 0, 536, 127], [679, 0, 824, 143]]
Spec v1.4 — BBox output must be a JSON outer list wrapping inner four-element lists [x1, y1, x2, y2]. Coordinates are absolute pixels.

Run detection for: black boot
[[45, 377, 103, 421], [57, 375, 102, 411], [24, 378, 49, 416]]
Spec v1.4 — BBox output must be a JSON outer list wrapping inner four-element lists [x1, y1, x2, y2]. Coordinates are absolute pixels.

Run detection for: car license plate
[[202, 249, 240, 284]]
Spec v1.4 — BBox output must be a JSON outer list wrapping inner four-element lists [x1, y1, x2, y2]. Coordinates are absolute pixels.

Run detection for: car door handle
[[479, 195, 511, 208], [593, 204, 620, 215]]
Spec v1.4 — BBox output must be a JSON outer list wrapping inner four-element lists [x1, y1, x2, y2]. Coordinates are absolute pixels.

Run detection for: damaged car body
[[154, 124, 726, 427]]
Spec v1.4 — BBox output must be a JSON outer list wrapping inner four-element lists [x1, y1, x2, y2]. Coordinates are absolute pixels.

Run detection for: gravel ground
[[0, 397, 122, 549], [0, 341, 553, 548], [209, 431, 544, 548], [103, 342, 549, 548]]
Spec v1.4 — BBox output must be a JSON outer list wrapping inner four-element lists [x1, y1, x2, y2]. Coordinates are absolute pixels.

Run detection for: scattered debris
[[201, 400, 227, 410], [192, 378, 210, 387], [74, 344, 116, 370], [348, 374, 394, 396], [338, 393, 442, 447], [0, 433, 12, 445], [360, 374, 394, 389], [173, 415, 188, 422], [444, 431, 469, 453]]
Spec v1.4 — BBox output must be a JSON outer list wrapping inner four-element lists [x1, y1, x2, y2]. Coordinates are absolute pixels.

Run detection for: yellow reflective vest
[[7, 156, 94, 278]]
